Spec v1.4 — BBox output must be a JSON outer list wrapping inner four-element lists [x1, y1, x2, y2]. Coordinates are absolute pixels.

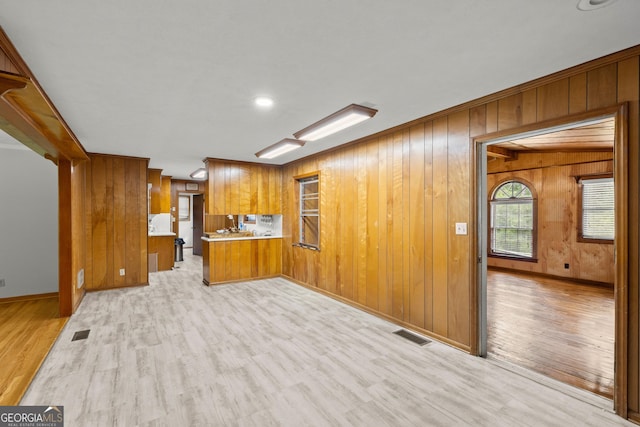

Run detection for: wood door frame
[[471, 103, 628, 416]]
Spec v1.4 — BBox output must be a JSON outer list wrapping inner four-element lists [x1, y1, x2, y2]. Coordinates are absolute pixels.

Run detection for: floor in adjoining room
[[22, 255, 631, 426], [487, 269, 614, 398], [0, 296, 67, 405]]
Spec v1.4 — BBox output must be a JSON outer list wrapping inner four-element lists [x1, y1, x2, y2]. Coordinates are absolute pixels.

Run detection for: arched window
[[490, 180, 536, 259]]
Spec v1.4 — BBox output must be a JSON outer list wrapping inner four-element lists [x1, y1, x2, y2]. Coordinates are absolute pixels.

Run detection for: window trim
[[577, 173, 614, 245], [296, 172, 320, 250], [488, 178, 538, 261]]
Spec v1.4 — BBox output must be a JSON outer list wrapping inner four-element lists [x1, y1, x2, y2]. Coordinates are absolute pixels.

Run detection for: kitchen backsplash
[[149, 213, 171, 233]]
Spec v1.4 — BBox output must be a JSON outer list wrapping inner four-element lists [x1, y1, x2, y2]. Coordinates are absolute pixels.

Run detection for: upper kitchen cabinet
[[148, 168, 162, 214], [148, 168, 172, 214], [204, 159, 281, 215], [160, 175, 172, 213]]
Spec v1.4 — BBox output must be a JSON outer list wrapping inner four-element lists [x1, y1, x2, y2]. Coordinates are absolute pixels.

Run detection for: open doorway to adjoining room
[[475, 106, 627, 406]]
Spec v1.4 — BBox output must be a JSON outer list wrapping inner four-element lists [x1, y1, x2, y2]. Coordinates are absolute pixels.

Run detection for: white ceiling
[[0, 1, 639, 178]]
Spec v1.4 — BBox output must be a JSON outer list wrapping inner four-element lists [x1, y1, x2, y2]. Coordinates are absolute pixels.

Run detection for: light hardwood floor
[[22, 255, 632, 426], [0, 296, 67, 405], [487, 269, 614, 398]]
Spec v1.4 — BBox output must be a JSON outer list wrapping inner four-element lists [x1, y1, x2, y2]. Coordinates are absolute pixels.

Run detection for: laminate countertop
[[201, 235, 282, 242]]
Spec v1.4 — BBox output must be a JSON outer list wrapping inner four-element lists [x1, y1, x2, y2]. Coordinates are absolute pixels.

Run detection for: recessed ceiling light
[[254, 97, 274, 108], [577, 0, 617, 11]]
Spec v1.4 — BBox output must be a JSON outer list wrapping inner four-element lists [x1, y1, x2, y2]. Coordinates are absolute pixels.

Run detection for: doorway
[[192, 194, 204, 256], [475, 106, 627, 408], [177, 192, 204, 256]]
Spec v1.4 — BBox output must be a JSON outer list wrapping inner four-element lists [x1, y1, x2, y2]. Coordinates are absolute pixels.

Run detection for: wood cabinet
[[149, 169, 172, 214], [160, 175, 172, 212], [204, 159, 281, 215], [148, 168, 162, 214], [202, 238, 282, 285], [148, 235, 175, 272]]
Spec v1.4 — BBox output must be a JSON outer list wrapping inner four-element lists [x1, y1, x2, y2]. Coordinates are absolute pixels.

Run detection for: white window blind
[[489, 180, 535, 259], [581, 177, 614, 240]]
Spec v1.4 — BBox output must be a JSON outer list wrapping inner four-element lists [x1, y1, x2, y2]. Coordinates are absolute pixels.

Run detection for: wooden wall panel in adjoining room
[[84, 153, 149, 290], [281, 47, 640, 374], [487, 155, 614, 284]]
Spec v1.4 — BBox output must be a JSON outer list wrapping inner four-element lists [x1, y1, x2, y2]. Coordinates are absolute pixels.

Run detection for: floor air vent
[[393, 329, 431, 346], [72, 330, 90, 341]]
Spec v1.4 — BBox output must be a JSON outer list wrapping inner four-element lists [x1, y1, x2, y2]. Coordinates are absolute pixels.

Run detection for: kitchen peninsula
[[202, 214, 282, 285]]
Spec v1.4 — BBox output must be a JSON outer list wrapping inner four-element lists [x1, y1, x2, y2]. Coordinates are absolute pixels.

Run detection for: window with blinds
[[580, 177, 614, 242], [299, 175, 319, 248], [489, 180, 536, 259]]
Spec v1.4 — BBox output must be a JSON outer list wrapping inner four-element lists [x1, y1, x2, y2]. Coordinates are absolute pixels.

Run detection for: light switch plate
[[455, 222, 467, 235], [77, 269, 84, 288]]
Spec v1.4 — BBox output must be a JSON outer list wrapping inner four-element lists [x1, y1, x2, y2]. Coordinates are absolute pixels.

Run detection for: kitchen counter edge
[[202, 235, 282, 242]]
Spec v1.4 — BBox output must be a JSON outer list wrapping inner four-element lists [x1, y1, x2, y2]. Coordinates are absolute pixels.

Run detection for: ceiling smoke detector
[[577, 0, 618, 11]]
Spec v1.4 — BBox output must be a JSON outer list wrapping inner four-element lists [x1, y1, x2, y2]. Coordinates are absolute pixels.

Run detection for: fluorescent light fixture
[[294, 103, 378, 141], [577, 0, 617, 11], [254, 96, 274, 108], [189, 168, 207, 180], [255, 138, 305, 159]]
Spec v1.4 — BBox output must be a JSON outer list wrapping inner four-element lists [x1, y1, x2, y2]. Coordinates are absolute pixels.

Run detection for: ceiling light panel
[[294, 104, 378, 142], [577, 0, 618, 11], [255, 138, 305, 159], [189, 168, 207, 179]]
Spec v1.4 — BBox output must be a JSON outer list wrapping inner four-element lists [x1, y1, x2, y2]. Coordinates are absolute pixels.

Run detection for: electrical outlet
[[0, 278, 5, 287], [119, 268, 125, 276], [455, 222, 467, 235], [564, 263, 570, 269]]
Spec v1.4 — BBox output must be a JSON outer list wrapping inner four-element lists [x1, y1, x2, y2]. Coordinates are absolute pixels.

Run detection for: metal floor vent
[[72, 330, 90, 341], [393, 329, 431, 346]]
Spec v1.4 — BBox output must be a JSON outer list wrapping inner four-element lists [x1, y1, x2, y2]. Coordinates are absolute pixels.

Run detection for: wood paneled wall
[[282, 117, 472, 348], [487, 154, 614, 283], [204, 159, 281, 215], [70, 159, 88, 310], [281, 49, 640, 410], [84, 153, 149, 290], [58, 159, 88, 315]]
